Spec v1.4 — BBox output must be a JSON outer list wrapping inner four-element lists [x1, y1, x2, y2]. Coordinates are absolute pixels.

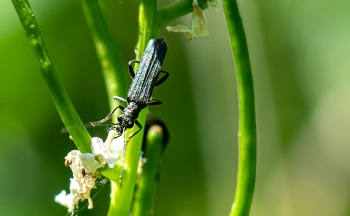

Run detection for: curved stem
[[158, 0, 193, 27], [157, 0, 209, 28], [12, 0, 91, 153], [222, 0, 257, 215], [132, 125, 165, 216]]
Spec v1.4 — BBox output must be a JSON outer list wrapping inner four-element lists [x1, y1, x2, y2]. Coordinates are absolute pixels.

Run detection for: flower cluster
[[55, 130, 121, 212]]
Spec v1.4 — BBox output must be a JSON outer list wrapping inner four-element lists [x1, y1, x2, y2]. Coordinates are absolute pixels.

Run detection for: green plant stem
[[158, 0, 192, 27], [120, 0, 210, 213], [136, 0, 159, 52], [105, 1, 159, 215], [105, 0, 170, 213], [158, 0, 209, 27], [12, 0, 91, 153], [79, 0, 140, 215], [79, 0, 211, 213], [222, 0, 257, 215], [80, 0, 128, 111], [132, 125, 165, 216], [106, 0, 162, 213]]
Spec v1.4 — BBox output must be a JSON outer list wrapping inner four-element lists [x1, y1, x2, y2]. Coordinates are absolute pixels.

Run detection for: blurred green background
[[1, 0, 350, 215]]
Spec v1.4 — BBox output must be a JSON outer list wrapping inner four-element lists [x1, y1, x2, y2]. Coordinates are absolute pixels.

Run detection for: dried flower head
[[55, 130, 120, 213], [166, 0, 209, 40], [55, 150, 98, 212]]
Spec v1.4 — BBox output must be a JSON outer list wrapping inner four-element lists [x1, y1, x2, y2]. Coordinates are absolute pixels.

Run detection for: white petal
[[65, 150, 81, 166], [79, 153, 104, 173], [166, 25, 192, 33], [91, 137, 118, 168], [66, 151, 84, 184], [104, 130, 118, 149], [110, 135, 124, 156], [190, 1, 209, 39], [55, 190, 75, 212], [166, 0, 209, 40], [91, 137, 109, 163], [69, 177, 81, 194], [54, 190, 68, 206]]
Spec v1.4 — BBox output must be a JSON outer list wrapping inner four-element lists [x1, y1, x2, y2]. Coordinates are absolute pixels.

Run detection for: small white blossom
[[79, 153, 103, 173], [56, 150, 99, 212], [166, 0, 209, 40], [55, 130, 121, 213], [91, 130, 119, 168]]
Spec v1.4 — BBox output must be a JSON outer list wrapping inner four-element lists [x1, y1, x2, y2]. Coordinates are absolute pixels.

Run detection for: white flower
[[56, 150, 98, 212], [166, 0, 209, 40], [91, 130, 119, 168], [55, 130, 121, 212], [79, 153, 104, 173]]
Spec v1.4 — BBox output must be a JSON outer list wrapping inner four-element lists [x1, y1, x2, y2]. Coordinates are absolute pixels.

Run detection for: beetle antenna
[[120, 128, 127, 189]]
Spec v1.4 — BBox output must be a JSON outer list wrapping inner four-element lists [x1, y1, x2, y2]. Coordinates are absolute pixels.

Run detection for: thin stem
[[136, 0, 159, 52], [158, 0, 193, 27], [106, 0, 161, 214], [80, 0, 128, 111], [78, 0, 134, 214], [157, 0, 209, 28], [12, 0, 91, 153], [222, 0, 257, 215], [132, 125, 166, 216]]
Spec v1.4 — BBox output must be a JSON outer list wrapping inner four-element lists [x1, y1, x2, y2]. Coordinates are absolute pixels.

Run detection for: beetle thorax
[[118, 114, 134, 129], [123, 102, 142, 119]]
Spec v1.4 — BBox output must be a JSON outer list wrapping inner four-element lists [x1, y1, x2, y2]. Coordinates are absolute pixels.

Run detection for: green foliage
[[9, 0, 257, 215]]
